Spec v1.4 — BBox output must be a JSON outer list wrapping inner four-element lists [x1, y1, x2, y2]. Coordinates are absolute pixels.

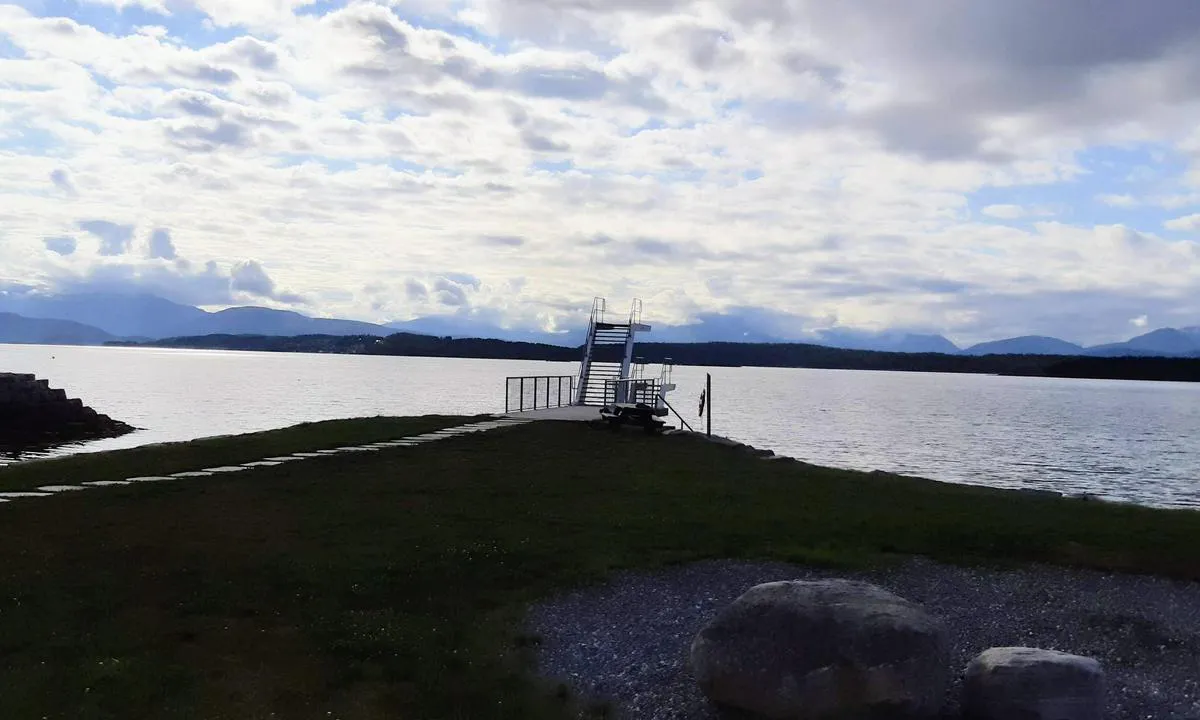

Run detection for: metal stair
[[579, 360, 623, 406], [576, 299, 644, 406]]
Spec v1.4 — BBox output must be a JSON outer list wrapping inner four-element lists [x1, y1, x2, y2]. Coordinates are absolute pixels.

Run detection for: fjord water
[[2, 344, 1198, 509]]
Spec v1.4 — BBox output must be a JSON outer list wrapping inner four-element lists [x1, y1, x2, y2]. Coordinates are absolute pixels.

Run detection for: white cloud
[[1097, 193, 1139, 208], [79, 0, 169, 11], [981, 204, 1026, 220], [1164, 213, 1200, 231], [1, 0, 1199, 344], [1131, 314, 1149, 328]]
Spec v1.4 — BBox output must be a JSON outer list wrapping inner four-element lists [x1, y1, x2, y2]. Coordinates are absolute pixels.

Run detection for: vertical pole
[[520, 377, 525, 412], [706, 373, 712, 437]]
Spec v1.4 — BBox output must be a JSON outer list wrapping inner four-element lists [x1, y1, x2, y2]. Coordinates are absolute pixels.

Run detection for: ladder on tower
[[575, 298, 649, 406]]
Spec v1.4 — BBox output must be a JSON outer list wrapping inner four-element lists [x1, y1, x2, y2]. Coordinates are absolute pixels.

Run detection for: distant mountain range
[[1, 290, 1197, 358], [0, 312, 116, 346], [960, 336, 1086, 356]]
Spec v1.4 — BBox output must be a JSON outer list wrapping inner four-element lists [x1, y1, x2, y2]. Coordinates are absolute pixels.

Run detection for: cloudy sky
[[2, 0, 1199, 344]]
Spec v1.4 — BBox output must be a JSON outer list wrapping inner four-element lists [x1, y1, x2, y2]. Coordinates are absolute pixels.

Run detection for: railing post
[[520, 377, 525, 412]]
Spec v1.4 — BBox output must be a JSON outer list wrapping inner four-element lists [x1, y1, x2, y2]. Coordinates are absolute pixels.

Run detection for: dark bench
[[599, 402, 667, 434]]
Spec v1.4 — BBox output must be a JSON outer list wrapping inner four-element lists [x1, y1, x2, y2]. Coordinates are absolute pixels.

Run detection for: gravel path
[[526, 559, 1200, 719]]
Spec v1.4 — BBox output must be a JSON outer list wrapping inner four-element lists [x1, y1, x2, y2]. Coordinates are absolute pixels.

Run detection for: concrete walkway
[[0, 416, 532, 505], [503, 405, 601, 422]]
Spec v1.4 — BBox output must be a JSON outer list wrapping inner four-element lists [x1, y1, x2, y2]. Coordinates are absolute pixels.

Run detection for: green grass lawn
[[0, 415, 478, 493], [2, 419, 1199, 719]]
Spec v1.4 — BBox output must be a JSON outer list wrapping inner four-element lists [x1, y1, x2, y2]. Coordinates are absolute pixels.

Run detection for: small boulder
[[690, 579, 949, 719], [963, 647, 1104, 720]]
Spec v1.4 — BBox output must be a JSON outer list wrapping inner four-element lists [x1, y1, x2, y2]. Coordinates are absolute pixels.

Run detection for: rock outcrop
[[691, 579, 949, 719], [0, 373, 134, 447], [963, 647, 1105, 720]]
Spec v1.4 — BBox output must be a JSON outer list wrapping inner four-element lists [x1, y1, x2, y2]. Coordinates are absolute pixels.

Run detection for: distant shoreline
[[99, 333, 1200, 383]]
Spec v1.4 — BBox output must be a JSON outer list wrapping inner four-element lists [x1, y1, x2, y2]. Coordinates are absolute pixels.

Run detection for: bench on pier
[[598, 402, 667, 434]]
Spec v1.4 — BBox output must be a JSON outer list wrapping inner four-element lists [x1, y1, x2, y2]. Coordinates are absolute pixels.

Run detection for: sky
[[1, 0, 1199, 345]]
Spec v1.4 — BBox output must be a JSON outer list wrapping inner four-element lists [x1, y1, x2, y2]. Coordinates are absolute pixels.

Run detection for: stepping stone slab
[[37, 485, 89, 492], [315, 450, 342, 455], [265, 456, 301, 462], [241, 461, 284, 467], [202, 466, 248, 473], [0, 492, 52, 498], [171, 471, 214, 478], [129, 476, 176, 482], [290, 453, 326, 458], [85, 480, 134, 487]]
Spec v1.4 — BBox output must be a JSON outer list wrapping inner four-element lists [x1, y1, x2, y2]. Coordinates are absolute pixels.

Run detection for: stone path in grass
[[0, 416, 531, 504]]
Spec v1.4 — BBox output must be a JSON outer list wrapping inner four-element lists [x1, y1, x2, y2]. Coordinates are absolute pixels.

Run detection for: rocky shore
[[528, 558, 1200, 719], [0, 373, 134, 448]]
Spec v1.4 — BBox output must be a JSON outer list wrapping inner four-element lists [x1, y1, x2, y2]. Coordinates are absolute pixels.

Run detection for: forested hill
[[109, 333, 1200, 382], [111, 333, 578, 361]]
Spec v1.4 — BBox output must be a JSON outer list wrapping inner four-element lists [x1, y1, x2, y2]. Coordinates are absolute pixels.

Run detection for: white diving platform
[[500, 296, 681, 431]]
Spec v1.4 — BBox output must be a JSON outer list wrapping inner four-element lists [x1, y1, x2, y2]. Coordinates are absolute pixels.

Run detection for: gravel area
[[526, 558, 1200, 719]]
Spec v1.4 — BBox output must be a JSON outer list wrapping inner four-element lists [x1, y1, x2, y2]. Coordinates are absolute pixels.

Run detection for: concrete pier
[[503, 405, 603, 422]]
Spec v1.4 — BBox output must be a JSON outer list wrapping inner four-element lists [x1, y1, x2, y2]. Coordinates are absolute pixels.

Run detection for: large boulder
[[963, 647, 1104, 720], [690, 579, 949, 719]]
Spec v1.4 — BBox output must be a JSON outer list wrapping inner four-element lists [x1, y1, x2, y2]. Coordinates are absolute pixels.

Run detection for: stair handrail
[[592, 297, 607, 325], [576, 321, 596, 404], [659, 395, 695, 432], [576, 297, 606, 405]]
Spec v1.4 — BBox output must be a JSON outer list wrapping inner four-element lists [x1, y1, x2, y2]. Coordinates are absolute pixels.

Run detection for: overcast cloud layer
[[2, 0, 1199, 344]]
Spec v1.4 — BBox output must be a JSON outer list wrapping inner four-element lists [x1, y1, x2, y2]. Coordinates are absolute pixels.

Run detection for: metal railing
[[590, 296, 607, 325], [602, 378, 662, 407], [505, 376, 575, 413]]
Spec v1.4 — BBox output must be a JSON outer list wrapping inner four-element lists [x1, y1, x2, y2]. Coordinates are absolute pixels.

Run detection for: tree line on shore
[[109, 332, 1200, 383]]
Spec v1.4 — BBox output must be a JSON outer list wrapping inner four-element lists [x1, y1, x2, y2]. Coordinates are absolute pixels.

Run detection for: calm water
[[2, 345, 1198, 509]]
